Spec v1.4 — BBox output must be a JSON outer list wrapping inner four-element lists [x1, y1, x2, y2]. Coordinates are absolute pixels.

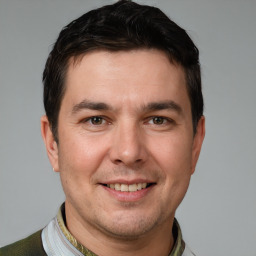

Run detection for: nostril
[[113, 158, 143, 165]]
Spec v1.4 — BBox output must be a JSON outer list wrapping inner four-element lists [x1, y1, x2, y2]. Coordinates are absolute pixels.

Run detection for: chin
[[96, 211, 164, 239]]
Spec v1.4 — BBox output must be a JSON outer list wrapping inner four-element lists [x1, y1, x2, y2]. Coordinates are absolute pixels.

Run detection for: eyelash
[[83, 116, 108, 125], [82, 116, 173, 126], [147, 116, 173, 125]]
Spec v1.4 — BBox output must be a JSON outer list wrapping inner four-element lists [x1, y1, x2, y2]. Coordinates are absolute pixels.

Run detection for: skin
[[41, 49, 205, 256]]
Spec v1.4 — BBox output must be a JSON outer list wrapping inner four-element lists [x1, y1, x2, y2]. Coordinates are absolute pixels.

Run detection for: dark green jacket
[[0, 230, 46, 256]]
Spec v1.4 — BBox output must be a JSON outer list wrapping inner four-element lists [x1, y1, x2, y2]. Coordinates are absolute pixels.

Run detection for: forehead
[[62, 49, 190, 114]]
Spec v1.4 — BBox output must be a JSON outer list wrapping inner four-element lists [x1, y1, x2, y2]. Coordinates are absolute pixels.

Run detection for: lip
[[100, 181, 156, 202], [100, 179, 155, 185]]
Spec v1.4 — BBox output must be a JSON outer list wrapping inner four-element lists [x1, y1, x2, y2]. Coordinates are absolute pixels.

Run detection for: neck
[[65, 204, 175, 256]]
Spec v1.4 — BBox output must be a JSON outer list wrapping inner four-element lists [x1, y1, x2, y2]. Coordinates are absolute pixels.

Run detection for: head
[[41, 0, 205, 248], [43, 0, 203, 143]]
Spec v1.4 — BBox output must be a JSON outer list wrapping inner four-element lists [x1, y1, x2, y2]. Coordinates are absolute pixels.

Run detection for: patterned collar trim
[[57, 204, 185, 256], [170, 218, 185, 256], [56, 204, 95, 255]]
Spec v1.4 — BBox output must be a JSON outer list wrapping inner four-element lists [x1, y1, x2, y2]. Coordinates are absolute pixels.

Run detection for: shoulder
[[0, 230, 46, 256]]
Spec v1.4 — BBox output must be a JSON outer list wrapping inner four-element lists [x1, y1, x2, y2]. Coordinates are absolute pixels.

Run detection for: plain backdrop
[[0, 0, 256, 255]]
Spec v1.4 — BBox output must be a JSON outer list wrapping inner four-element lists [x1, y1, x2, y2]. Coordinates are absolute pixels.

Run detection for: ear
[[41, 115, 60, 172], [191, 116, 205, 174]]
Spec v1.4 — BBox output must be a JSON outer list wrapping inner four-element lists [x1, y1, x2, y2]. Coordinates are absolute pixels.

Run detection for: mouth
[[102, 183, 155, 192]]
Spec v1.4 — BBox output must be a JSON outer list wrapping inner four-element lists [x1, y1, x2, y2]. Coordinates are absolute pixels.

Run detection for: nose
[[109, 121, 148, 167]]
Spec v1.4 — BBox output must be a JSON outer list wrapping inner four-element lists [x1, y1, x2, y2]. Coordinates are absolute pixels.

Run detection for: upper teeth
[[107, 183, 147, 192]]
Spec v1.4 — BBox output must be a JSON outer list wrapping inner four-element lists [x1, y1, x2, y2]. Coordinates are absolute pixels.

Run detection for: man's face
[[43, 49, 204, 239]]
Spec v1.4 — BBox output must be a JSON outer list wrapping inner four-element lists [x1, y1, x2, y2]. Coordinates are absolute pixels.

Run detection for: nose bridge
[[110, 118, 146, 165]]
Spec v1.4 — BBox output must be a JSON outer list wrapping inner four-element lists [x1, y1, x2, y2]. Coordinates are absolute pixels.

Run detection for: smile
[[104, 183, 153, 192]]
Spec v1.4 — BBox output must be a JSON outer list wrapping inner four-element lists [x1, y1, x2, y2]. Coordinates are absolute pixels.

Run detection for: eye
[[86, 116, 106, 125], [152, 117, 165, 125], [149, 116, 169, 125]]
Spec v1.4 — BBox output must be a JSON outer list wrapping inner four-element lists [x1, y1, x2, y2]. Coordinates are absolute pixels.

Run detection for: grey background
[[0, 0, 256, 255]]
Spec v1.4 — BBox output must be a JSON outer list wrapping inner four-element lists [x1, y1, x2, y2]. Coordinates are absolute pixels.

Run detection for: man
[[0, 0, 205, 255]]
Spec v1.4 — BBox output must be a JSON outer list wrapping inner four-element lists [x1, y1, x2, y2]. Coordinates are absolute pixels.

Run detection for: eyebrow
[[72, 99, 112, 114], [71, 99, 182, 115], [142, 100, 183, 114]]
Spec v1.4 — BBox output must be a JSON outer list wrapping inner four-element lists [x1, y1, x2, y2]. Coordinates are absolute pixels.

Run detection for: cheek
[[60, 130, 108, 166], [149, 133, 193, 203], [149, 133, 193, 174], [57, 132, 110, 191], [160, 135, 193, 203]]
